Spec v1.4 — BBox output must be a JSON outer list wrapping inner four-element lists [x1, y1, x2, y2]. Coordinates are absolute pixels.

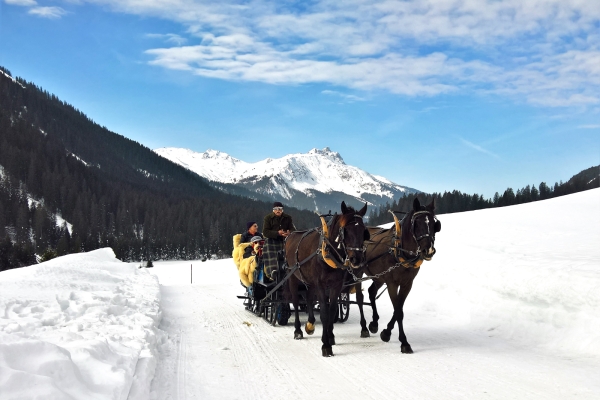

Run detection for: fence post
[[191, 264, 192, 284]]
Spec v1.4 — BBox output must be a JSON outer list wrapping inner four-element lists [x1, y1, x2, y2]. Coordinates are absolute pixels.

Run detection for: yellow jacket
[[232, 234, 259, 287]]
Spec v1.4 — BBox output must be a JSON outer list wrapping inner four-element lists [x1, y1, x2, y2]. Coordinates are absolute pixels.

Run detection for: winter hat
[[246, 221, 257, 231], [273, 201, 284, 208], [250, 236, 263, 243]]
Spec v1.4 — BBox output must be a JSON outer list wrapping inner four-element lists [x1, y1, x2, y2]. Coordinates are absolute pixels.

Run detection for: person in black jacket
[[241, 221, 263, 258], [262, 202, 296, 279]]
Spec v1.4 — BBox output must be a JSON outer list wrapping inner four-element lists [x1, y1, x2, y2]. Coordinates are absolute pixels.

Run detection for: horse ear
[[363, 229, 371, 241], [357, 202, 368, 217], [341, 201, 348, 214], [413, 197, 421, 211], [427, 198, 436, 211], [435, 220, 441, 233]]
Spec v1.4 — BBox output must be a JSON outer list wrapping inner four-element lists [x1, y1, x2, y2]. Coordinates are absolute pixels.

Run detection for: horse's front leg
[[304, 288, 316, 335], [289, 275, 303, 340], [317, 289, 334, 357], [354, 281, 370, 337], [380, 283, 399, 343], [367, 280, 383, 334], [395, 282, 414, 354]]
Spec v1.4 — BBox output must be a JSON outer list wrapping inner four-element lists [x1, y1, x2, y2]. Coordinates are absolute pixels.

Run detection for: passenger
[[262, 202, 296, 280], [241, 221, 263, 258]]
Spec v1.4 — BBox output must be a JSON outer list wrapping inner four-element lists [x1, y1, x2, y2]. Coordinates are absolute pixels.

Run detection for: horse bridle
[[396, 210, 437, 262], [332, 213, 367, 268]]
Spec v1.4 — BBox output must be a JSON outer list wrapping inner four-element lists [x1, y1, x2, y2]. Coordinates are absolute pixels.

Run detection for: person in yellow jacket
[[232, 234, 264, 287]]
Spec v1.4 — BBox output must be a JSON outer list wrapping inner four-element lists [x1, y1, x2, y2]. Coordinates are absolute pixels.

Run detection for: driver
[[262, 202, 295, 280]]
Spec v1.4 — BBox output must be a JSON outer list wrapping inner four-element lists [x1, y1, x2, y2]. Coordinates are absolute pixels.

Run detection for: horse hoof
[[380, 329, 391, 342], [322, 347, 334, 357], [401, 344, 413, 354], [368, 322, 378, 334], [294, 331, 303, 340], [305, 322, 315, 335], [360, 329, 370, 338]]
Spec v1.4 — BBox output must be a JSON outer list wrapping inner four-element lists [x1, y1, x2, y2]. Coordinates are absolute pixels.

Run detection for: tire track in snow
[[175, 331, 186, 400]]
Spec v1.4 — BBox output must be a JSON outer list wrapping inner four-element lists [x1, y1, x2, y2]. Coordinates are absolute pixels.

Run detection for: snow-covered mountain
[[154, 147, 418, 212]]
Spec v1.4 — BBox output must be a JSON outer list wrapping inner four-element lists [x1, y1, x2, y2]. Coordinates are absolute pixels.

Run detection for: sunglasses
[[273, 207, 284, 211]]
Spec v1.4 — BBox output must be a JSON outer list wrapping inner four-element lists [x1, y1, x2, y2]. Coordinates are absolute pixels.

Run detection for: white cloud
[[28, 6, 67, 18], [83, 0, 600, 107]]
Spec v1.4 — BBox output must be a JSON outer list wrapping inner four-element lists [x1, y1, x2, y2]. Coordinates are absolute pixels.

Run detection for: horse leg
[[327, 287, 339, 346], [304, 287, 316, 335], [317, 288, 334, 357], [395, 282, 415, 354], [354, 281, 370, 338], [367, 280, 382, 334], [289, 275, 303, 340], [380, 283, 399, 343]]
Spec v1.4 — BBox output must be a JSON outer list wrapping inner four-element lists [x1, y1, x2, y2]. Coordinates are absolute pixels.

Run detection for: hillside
[[0, 66, 320, 269]]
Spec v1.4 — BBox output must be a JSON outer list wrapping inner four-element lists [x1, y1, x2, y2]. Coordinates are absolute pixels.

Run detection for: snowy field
[[1, 188, 599, 399]]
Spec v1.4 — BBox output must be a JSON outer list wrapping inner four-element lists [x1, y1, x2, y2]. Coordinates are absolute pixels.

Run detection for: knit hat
[[273, 201, 284, 208], [246, 221, 256, 231], [250, 236, 263, 243]]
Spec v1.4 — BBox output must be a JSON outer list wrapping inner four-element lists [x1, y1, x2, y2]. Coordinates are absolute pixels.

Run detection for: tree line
[[368, 165, 599, 225]]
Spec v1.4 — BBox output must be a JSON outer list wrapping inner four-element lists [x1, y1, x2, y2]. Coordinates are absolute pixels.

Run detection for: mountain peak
[[155, 147, 418, 212], [308, 147, 344, 164]]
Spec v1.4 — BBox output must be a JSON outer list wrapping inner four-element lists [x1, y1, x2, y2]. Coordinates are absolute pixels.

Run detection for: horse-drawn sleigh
[[234, 198, 441, 357]]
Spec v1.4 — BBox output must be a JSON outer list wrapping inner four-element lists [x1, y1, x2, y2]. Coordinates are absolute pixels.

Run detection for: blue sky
[[1, 0, 599, 198]]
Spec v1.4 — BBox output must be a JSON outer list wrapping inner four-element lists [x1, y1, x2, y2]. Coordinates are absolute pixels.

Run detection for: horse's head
[[402, 197, 441, 261], [334, 201, 369, 268]]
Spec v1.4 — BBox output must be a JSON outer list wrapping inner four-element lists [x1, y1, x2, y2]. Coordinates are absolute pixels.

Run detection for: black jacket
[[262, 212, 295, 241]]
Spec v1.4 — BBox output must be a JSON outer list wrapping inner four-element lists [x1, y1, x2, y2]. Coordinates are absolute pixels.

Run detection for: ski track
[[149, 258, 600, 400], [176, 331, 186, 400]]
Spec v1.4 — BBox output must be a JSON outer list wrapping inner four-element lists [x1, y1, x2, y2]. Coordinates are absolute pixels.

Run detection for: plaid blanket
[[263, 238, 284, 280]]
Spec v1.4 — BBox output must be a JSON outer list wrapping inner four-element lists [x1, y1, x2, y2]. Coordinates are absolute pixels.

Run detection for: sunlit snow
[[1, 188, 598, 399]]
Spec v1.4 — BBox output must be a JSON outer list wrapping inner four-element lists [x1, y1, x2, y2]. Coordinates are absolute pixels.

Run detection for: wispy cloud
[[5, 0, 37, 6], [28, 6, 67, 18], [5, 0, 67, 18], [146, 33, 187, 46], [578, 124, 600, 129], [459, 137, 501, 160], [321, 90, 366, 102], [58, 1, 600, 107]]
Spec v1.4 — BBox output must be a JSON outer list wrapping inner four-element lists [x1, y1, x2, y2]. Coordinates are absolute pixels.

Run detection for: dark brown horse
[[354, 197, 440, 353], [284, 201, 369, 357]]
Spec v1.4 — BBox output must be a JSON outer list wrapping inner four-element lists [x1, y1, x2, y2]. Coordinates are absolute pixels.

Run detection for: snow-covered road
[[148, 189, 600, 400]]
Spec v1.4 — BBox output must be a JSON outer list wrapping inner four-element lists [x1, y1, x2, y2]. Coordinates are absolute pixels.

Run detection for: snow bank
[[402, 188, 600, 358], [0, 248, 162, 400]]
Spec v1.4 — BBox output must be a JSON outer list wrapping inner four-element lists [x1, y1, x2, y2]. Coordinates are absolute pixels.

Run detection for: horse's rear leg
[[367, 281, 382, 334]]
